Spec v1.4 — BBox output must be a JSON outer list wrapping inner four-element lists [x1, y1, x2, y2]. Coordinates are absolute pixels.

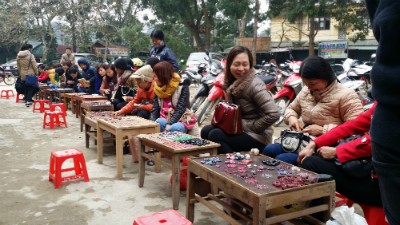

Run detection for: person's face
[[230, 53, 250, 80], [115, 68, 124, 76], [62, 64, 69, 71], [106, 68, 115, 78], [79, 63, 87, 70], [151, 37, 163, 48], [302, 78, 328, 92], [66, 49, 72, 55], [135, 78, 149, 89], [153, 72, 162, 86], [71, 73, 78, 79], [98, 67, 106, 77]]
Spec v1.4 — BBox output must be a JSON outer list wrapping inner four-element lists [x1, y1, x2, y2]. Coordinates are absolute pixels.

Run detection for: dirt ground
[[0, 83, 362, 225]]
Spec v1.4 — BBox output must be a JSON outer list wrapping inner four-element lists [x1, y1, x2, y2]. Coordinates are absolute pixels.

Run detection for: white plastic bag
[[328, 206, 368, 225]]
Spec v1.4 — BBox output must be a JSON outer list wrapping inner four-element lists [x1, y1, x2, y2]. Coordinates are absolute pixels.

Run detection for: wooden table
[[63, 92, 87, 112], [42, 88, 74, 103], [84, 111, 115, 148], [75, 95, 108, 118], [186, 155, 335, 225], [54, 88, 74, 103], [80, 100, 113, 132], [97, 116, 160, 178], [37, 84, 50, 99], [137, 132, 220, 210]]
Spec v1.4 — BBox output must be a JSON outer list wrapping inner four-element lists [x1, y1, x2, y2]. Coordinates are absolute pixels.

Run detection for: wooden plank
[[265, 205, 328, 225]]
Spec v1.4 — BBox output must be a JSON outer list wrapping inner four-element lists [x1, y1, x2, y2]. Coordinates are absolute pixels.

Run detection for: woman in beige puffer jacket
[[16, 44, 38, 106], [263, 55, 363, 165]]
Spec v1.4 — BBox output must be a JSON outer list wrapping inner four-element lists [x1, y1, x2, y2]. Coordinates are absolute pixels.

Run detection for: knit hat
[[131, 65, 153, 82], [299, 56, 336, 83]]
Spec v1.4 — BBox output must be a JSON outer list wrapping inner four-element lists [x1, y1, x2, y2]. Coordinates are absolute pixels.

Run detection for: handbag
[[211, 101, 242, 135], [15, 76, 25, 94], [334, 134, 373, 178], [24, 54, 38, 87], [274, 130, 312, 153], [25, 75, 38, 87], [112, 85, 136, 101]]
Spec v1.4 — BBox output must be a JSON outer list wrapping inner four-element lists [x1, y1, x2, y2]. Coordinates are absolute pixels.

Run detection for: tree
[[269, 0, 369, 55]]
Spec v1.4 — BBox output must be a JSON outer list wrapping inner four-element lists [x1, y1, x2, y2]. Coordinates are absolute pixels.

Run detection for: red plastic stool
[[43, 111, 68, 129], [49, 149, 89, 188], [133, 210, 192, 225], [16, 93, 25, 103], [50, 103, 67, 116], [33, 99, 51, 113], [335, 193, 388, 225], [0, 90, 15, 99]]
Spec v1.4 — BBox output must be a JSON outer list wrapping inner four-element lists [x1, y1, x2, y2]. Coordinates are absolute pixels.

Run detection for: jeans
[[155, 118, 187, 133], [262, 143, 298, 165]]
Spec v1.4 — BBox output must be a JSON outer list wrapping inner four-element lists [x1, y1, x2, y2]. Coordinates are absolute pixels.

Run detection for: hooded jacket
[[77, 57, 97, 93], [17, 50, 38, 81]]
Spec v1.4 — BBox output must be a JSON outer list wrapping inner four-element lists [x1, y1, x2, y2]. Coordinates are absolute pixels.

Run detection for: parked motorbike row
[[180, 56, 373, 127]]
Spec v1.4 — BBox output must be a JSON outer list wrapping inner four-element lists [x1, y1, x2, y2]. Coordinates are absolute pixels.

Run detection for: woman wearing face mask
[[262, 55, 364, 165]]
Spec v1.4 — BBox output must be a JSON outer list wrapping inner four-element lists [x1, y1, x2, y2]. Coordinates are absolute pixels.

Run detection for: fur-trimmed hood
[[225, 68, 256, 98]]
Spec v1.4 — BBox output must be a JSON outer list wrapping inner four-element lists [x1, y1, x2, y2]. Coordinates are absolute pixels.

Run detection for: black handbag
[[274, 130, 312, 153], [112, 85, 136, 101], [334, 134, 373, 178]]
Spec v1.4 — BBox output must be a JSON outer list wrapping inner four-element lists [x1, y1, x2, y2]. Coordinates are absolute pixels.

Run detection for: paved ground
[[0, 83, 361, 225]]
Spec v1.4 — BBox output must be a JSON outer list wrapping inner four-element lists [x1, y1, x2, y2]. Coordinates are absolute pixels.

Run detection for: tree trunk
[[252, 0, 259, 62], [71, 22, 77, 52], [183, 22, 204, 51], [201, 0, 211, 50], [308, 17, 317, 56], [238, 9, 247, 38]]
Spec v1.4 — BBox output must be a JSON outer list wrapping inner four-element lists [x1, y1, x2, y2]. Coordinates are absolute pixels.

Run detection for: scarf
[[154, 72, 181, 99], [225, 69, 256, 98]]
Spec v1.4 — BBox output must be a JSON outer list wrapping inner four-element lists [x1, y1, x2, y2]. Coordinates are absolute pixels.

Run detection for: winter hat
[[132, 58, 144, 67], [299, 55, 336, 83], [131, 65, 153, 82]]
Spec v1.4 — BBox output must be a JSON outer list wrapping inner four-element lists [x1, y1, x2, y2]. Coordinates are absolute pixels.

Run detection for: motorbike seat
[[257, 75, 275, 84]]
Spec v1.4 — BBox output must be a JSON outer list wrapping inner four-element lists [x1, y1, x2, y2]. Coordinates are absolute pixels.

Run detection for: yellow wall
[[270, 16, 374, 43]]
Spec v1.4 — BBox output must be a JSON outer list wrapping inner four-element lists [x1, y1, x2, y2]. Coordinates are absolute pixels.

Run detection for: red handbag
[[211, 101, 243, 134]]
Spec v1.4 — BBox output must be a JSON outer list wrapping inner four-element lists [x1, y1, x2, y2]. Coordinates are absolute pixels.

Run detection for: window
[[309, 16, 331, 30]]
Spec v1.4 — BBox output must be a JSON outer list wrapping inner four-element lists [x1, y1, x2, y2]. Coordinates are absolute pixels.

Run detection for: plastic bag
[[326, 206, 367, 225]]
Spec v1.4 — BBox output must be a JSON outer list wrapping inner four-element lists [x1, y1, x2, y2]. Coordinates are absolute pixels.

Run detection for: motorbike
[[0, 66, 16, 86], [181, 62, 207, 86], [273, 61, 303, 127], [190, 58, 223, 113]]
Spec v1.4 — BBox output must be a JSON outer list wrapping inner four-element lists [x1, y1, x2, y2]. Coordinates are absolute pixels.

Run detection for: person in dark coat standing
[[149, 30, 179, 72], [365, 1, 400, 224]]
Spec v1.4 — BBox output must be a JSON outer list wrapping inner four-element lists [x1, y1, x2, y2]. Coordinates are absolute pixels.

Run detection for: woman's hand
[[104, 89, 110, 94], [317, 146, 337, 160], [288, 116, 303, 131], [303, 124, 324, 136], [298, 141, 316, 163]]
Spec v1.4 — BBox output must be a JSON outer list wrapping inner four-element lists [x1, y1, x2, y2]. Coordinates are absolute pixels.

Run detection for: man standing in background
[[60, 47, 76, 65]]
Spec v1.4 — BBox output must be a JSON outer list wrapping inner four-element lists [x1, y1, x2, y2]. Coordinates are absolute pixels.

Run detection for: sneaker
[[25, 101, 32, 107]]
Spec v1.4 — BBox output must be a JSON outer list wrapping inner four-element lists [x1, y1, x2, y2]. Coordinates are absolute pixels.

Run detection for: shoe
[[25, 101, 32, 107], [146, 160, 155, 166]]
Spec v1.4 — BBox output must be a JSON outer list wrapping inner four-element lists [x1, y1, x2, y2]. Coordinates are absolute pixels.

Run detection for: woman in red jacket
[[298, 103, 381, 206]]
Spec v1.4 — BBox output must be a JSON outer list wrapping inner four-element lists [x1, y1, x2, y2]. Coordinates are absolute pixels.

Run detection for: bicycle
[[0, 66, 16, 86]]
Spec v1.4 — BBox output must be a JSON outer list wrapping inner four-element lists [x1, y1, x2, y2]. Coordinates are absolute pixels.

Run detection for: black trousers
[[301, 155, 382, 206], [24, 83, 38, 102], [200, 125, 265, 154]]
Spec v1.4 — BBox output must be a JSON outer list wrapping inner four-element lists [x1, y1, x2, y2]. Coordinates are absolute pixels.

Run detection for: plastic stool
[[335, 193, 388, 225], [33, 99, 51, 113], [43, 111, 68, 129], [49, 149, 89, 188], [50, 103, 67, 116], [16, 93, 25, 103], [1, 90, 15, 99], [133, 210, 192, 225]]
